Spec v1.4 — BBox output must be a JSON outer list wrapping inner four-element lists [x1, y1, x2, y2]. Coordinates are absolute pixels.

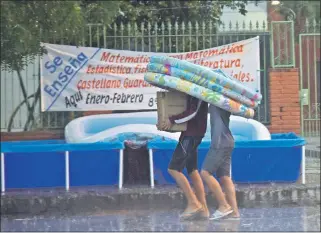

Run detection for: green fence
[[1, 20, 274, 132], [271, 21, 295, 68], [299, 19, 320, 137]]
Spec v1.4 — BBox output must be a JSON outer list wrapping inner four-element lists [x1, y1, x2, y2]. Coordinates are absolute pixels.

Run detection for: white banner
[[41, 36, 260, 111]]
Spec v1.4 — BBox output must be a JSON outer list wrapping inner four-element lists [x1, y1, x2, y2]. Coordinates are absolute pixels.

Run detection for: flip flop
[[209, 208, 234, 220], [199, 213, 210, 220], [226, 216, 241, 220], [198, 208, 210, 220], [180, 207, 203, 221]]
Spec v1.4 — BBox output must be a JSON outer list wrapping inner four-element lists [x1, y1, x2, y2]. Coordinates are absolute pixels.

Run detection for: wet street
[[1, 205, 320, 232]]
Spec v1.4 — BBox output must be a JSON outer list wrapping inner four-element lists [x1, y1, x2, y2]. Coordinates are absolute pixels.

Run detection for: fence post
[[1, 153, 5, 193], [149, 149, 154, 188], [65, 151, 70, 191], [119, 149, 124, 189]]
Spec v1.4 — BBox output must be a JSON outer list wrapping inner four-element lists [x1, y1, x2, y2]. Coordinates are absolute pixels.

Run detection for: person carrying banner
[[200, 104, 240, 220], [161, 96, 209, 220]]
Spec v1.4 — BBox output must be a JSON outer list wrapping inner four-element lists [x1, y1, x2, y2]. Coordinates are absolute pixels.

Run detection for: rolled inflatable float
[[144, 72, 255, 118], [147, 63, 258, 108], [150, 56, 262, 102]]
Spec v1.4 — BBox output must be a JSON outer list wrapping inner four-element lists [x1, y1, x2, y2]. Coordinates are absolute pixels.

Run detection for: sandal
[[180, 206, 203, 221], [226, 216, 240, 220], [209, 208, 233, 220], [199, 207, 210, 220]]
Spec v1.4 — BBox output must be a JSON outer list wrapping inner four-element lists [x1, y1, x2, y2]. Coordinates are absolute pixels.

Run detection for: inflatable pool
[[149, 56, 262, 102], [1, 113, 306, 192], [144, 73, 255, 118], [64, 112, 271, 144]]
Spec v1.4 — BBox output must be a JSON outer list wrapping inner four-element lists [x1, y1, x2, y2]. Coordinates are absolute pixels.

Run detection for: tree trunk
[[24, 84, 40, 130], [14, 64, 36, 131], [7, 93, 37, 132]]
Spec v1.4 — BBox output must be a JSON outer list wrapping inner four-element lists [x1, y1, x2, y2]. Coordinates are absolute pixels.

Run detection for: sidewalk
[[305, 136, 320, 183], [305, 136, 320, 157], [1, 183, 320, 217]]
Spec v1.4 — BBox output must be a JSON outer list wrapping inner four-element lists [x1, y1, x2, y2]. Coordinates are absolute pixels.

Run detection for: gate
[[299, 22, 320, 137]]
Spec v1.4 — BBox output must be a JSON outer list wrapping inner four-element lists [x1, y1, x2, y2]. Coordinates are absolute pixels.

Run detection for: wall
[[268, 68, 301, 135], [83, 111, 112, 116], [1, 130, 64, 141], [267, 2, 285, 22]]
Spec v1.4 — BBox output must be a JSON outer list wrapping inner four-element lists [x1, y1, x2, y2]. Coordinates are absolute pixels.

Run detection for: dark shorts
[[168, 136, 202, 175], [202, 147, 233, 178]]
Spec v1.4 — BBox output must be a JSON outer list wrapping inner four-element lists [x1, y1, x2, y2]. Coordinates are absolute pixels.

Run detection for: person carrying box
[[160, 95, 209, 220]]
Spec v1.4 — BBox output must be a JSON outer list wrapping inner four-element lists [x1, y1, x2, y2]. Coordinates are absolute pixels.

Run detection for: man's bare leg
[[220, 176, 240, 217], [189, 170, 209, 217], [168, 169, 202, 213], [200, 170, 231, 213]]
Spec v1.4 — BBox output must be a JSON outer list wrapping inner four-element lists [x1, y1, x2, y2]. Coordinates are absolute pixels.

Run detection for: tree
[[275, 1, 320, 34], [0, 0, 123, 131], [105, 0, 256, 52], [116, 0, 254, 24], [277, 1, 320, 21]]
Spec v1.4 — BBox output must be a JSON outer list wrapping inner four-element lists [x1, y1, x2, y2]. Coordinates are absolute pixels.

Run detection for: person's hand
[[162, 118, 173, 130]]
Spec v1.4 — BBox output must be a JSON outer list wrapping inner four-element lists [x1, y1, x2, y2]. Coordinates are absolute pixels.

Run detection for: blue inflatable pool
[[148, 133, 305, 184], [0, 112, 306, 192]]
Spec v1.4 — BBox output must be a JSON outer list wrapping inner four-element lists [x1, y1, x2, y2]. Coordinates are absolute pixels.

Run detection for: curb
[[1, 184, 320, 217]]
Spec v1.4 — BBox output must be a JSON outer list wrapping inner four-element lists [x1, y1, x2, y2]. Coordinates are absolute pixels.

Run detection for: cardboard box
[[157, 91, 188, 132]]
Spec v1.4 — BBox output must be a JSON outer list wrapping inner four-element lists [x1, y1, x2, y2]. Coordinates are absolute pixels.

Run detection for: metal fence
[[271, 21, 295, 68], [1, 20, 274, 132], [299, 19, 320, 137]]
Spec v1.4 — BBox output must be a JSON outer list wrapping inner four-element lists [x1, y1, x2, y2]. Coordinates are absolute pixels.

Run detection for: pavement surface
[[2, 184, 320, 217], [305, 137, 320, 151], [305, 136, 320, 158], [305, 136, 320, 185], [1, 205, 320, 232]]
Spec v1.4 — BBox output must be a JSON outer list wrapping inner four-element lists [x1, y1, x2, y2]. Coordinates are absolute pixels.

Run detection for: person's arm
[[169, 97, 201, 124]]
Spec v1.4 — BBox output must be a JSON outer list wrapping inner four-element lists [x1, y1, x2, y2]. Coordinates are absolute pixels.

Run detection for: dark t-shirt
[[169, 96, 208, 137], [209, 104, 234, 149]]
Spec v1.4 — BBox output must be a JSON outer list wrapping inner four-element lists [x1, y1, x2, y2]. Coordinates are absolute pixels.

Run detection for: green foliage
[[81, 1, 124, 24], [1, 0, 253, 71], [0, 0, 123, 72], [277, 1, 320, 22], [116, 0, 253, 24], [106, 0, 255, 53], [0, 0, 125, 132]]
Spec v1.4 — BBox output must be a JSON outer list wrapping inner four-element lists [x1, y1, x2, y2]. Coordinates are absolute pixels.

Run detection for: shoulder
[[210, 105, 229, 115]]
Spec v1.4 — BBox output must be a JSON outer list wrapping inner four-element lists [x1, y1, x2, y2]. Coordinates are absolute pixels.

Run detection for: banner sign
[[40, 36, 260, 111]]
